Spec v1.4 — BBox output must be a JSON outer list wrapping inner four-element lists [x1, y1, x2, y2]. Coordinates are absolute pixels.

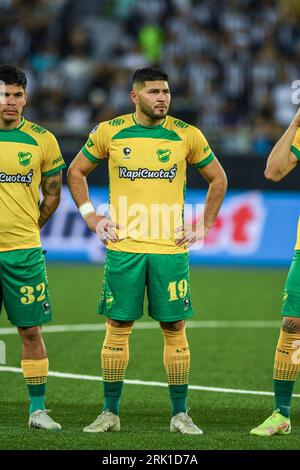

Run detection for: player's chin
[[153, 109, 168, 118], [2, 113, 19, 123]]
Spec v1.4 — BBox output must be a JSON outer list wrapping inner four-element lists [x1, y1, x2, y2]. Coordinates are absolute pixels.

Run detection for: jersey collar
[[0, 116, 26, 132], [132, 113, 167, 128]]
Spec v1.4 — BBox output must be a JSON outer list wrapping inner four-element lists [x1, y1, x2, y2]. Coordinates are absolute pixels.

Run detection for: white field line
[[1, 366, 300, 398], [0, 320, 281, 336]]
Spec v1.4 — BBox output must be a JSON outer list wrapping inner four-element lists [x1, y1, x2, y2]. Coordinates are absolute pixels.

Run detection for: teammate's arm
[[67, 151, 119, 244], [39, 171, 63, 228], [265, 109, 300, 182]]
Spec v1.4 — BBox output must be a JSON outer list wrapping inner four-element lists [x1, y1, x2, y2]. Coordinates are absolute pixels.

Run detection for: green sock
[[27, 383, 46, 414], [274, 379, 295, 418], [169, 384, 188, 416], [103, 381, 123, 415]]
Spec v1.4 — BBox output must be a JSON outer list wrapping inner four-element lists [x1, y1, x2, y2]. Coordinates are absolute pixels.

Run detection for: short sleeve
[[41, 133, 66, 176], [291, 128, 300, 160], [186, 127, 215, 168], [81, 123, 109, 164]]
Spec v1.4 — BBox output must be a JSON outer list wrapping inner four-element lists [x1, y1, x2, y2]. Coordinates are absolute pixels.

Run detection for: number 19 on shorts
[[168, 279, 188, 302]]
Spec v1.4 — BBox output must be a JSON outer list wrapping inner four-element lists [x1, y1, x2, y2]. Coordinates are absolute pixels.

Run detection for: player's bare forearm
[[67, 152, 111, 236], [39, 196, 60, 228], [265, 107, 300, 181], [67, 169, 116, 237], [67, 167, 91, 209], [175, 163, 227, 247], [38, 172, 62, 228], [199, 158, 227, 232], [67, 151, 97, 210], [265, 124, 298, 181], [203, 175, 227, 232]]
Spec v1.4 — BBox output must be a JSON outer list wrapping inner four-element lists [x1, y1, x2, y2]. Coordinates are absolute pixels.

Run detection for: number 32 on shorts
[[168, 279, 188, 302], [20, 283, 46, 305]]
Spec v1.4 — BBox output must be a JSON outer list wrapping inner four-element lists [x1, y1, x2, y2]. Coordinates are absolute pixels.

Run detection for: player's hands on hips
[[175, 223, 210, 248], [291, 108, 300, 128], [84, 213, 120, 245]]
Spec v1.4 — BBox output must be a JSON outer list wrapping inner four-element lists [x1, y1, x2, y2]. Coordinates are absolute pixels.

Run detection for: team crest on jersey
[[18, 151, 32, 167], [157, 149, 171, 163], [123, 147, 131, 158]]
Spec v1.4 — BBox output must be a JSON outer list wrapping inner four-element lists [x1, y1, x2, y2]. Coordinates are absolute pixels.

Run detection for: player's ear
[[23, 91, 28, 106], [131, 89, 139, 106]]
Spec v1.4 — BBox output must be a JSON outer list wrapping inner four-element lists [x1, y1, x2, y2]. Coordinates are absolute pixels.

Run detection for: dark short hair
[[0, 65, 27, 89], [132, 68, 168, 86]]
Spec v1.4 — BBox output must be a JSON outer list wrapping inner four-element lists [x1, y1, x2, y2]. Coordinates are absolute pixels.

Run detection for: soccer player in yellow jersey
[[0, 66, 66, 430], [68, 68, 227, 434], [250, 108, 300, 436]]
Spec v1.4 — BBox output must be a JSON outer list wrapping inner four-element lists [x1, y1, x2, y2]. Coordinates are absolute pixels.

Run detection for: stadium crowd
[[1, 0, 300, 155]]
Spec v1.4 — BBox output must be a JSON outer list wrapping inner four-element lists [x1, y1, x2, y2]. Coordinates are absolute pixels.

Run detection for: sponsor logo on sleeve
[[31, 124, 46, 134], [174, 119, 188, 128], [86, 137, 95, 148], [52, 155, 63, 166], [109, 118, 125, 126]]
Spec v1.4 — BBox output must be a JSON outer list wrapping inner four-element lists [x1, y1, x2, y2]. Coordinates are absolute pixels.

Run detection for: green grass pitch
[[1, 264, 299, 450]]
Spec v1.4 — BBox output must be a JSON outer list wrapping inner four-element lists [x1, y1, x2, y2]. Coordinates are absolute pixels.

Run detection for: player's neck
[[134, 111, 164, 127], [0, 116, 23, 130]]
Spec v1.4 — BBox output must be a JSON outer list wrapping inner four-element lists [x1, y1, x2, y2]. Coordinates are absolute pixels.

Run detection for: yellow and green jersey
[[82, 113, 215, 254], [0, 117, 66, 252], [291, 129, 300, 250]]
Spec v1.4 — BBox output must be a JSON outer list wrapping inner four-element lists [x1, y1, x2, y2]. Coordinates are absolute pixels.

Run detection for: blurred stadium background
[[1, 0, 300, 451]]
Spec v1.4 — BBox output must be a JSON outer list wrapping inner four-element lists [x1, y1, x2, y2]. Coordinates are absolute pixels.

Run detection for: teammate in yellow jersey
[[0, 65, 66, 430], [250, 108, 300, 436], [68, 68, 227, 434]]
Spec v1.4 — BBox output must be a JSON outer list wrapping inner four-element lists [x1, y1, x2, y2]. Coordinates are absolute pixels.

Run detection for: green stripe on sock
[[27, 383, 46, 414], [169, 384, 188, 416], [274, 379, 295, 418], [103, 381, 123, 415]]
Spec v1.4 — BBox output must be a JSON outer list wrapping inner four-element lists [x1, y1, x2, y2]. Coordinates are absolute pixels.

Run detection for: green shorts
[[282, 250, 300, 317], [0, 248, 52, 327], [98, 250, 194, 322]]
